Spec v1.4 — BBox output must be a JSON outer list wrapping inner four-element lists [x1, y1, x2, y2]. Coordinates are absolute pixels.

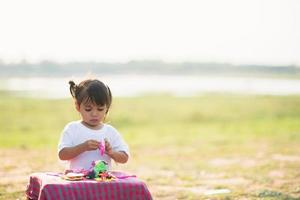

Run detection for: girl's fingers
[[85, 140, 100, 150], [105, 142, 111, 150], [91, 140, 100, 144]]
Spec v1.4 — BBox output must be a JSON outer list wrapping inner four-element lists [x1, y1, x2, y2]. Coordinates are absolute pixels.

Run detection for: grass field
[[0, 92, 300, 199]]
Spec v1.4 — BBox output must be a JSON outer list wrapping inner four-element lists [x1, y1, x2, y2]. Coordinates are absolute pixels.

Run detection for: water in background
[[1, 75, 300, 98]]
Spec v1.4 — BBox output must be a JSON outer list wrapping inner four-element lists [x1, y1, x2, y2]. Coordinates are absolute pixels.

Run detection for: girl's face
[[76, 101, 108, 129]]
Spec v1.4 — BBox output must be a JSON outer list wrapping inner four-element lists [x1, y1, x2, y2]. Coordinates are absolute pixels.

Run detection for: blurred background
[[0, 0, 300, 199]]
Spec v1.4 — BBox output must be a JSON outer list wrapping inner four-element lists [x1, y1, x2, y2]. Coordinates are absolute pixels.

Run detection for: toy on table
[[99, 140, 105, 156], [62, 172, 85, 181], [63, 160, 130, 182], [86, 160, 116, 181]]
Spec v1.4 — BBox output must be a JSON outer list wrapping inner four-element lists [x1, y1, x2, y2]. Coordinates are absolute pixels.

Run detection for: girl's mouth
[[90, 119, 98, 123]]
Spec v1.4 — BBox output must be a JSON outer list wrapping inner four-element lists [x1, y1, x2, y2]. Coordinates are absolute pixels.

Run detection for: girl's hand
[[83, 139, 100, 151], [104, 139, 113, 156]]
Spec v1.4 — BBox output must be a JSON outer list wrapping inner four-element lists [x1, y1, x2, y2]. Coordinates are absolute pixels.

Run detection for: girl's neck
[[81, 121, 104, 130]]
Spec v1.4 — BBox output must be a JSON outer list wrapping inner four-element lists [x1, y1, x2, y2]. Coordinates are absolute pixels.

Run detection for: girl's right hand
[[83, 139, 100, 151]]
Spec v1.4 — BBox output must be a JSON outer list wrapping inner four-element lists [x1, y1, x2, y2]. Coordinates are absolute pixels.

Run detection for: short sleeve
[[109, 126, 130, 157], [57, 124, 74, 153]]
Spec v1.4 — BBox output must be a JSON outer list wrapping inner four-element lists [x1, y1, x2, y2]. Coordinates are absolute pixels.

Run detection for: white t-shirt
[[58, 121, 130, 170]]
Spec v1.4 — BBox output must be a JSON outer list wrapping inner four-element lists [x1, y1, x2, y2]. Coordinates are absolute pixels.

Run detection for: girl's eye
[[98, 108, 104, 111], [85, 109, 92, 112]]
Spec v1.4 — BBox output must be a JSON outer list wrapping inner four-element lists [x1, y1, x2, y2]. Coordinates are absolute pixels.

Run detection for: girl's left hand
[[104, 139, 113, 156]]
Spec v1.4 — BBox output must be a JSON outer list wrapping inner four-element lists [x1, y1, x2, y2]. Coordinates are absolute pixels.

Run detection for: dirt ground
[[1, 148, 300, 200]]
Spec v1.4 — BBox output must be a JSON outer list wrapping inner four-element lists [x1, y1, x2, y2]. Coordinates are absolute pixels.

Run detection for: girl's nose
[[91, 110, 98, 116]]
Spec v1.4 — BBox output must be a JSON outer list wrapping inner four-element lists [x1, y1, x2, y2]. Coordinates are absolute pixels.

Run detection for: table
[[26, 171, 152, 200]]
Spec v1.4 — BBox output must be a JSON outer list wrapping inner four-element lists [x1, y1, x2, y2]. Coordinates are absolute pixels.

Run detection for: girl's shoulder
[[102, 123, 119, 133], [64, 120, 82, 130]]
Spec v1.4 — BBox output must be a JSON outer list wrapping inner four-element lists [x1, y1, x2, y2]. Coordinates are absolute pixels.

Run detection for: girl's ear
[[75, 101, 80, 112]]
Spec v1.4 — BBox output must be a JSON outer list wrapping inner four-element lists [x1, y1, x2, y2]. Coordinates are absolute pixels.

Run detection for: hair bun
[[69, 80, 77, 98], [69, 80, 76, 87]]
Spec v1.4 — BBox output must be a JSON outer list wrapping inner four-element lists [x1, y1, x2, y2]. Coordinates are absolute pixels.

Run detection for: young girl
[[58, 79, 129, 171]]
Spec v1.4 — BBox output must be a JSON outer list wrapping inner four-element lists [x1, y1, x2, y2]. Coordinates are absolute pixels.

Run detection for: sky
[[0, 0, 299, 65]]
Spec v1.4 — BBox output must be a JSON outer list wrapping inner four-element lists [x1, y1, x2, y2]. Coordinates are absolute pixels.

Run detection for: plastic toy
[[86, 160, 110, 179], [99, 140, 105, 156]]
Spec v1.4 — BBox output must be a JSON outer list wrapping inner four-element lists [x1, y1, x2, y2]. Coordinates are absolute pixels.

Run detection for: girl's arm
[[107, 151, 129, 163], [58, 139, 100, 160], [105, 140, 129, 163]]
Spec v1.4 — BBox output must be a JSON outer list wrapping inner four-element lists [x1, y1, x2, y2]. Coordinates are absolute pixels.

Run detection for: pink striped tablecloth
[[26, 171, 152, 200]]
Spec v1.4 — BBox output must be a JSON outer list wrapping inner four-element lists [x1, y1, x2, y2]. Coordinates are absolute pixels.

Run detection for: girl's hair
[[69, 79, 112, 111]]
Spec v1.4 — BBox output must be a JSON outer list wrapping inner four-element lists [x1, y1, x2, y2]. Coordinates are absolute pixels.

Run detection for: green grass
[[1, 92, 300, 199]]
